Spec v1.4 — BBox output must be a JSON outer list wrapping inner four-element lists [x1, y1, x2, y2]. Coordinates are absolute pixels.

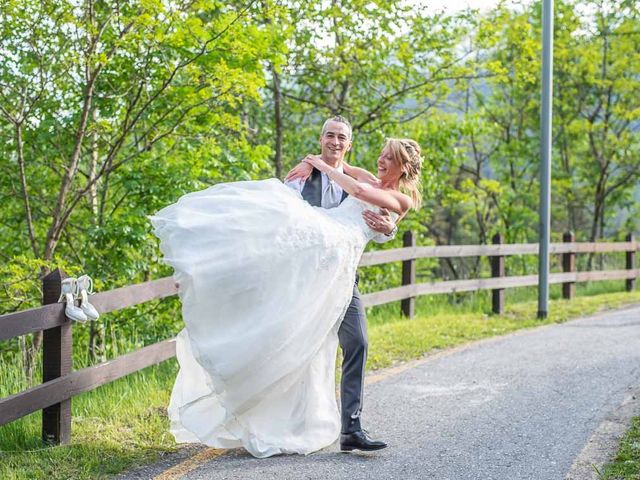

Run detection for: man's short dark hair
[[321, 115, 352, 139]]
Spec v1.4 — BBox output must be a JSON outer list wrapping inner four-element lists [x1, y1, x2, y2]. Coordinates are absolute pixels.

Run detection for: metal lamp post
[[538, 0, 554, 319]]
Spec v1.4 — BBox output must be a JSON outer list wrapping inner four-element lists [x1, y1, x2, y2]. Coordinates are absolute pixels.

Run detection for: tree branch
[[15, 123, 40, 258]]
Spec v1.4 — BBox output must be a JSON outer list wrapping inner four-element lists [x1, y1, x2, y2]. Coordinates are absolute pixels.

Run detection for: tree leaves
[[1, 0, 638, 360]]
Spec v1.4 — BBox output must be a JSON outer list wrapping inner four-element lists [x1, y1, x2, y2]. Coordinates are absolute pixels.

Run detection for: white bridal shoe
[[58, 277, 88, 323], [76, 274, 99, 321]]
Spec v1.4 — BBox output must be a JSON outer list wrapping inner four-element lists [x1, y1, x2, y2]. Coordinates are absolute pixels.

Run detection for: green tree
[[252, 0, 477, 176], [0, 0, 282, 373], [553, 0, 640, 245]]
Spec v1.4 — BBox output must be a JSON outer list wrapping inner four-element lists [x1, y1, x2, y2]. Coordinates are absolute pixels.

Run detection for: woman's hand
[[302, 154, 326, 172], [284, 161, 314, 183]]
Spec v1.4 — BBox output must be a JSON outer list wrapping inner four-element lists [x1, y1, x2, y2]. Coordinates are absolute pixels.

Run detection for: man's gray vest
[[300, 168, 348, 207]]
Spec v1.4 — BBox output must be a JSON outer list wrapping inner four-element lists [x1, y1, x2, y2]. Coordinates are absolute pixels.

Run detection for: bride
[[150, 137, 423, 458]]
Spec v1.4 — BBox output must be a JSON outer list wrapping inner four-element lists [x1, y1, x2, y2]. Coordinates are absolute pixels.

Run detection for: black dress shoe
[[340, 430, 387, 452]]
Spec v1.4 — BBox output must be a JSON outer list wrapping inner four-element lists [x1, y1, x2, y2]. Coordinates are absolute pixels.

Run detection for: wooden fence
[[359, 232, 638, 316], [0, 233, 637, 445]]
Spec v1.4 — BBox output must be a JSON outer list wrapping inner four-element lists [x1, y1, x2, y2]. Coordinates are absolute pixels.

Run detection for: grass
[[1, 284, 639, 479], [0, 362, 178, 480], [601, 416, 640, 479], [367, 287, 640, 370]]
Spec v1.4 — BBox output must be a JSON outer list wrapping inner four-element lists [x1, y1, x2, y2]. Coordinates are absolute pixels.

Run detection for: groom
[[285, 115, 395, 451]]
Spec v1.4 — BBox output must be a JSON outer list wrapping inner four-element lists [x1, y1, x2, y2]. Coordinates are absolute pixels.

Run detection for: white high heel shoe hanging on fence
[[58, 277, 88, 323], [77, 274, 99, 321]]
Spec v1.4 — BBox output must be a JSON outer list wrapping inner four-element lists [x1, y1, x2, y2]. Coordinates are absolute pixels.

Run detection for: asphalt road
[[120, 305, 640, 480]]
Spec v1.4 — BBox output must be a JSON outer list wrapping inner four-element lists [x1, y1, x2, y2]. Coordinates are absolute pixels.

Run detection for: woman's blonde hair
[[384, 138, 423, 210]]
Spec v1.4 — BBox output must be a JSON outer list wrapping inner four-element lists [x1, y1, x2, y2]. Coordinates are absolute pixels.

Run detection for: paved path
[[120, 305, 640, 480]]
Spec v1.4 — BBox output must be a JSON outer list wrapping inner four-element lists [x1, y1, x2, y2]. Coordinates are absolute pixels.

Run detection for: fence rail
[[0, 233, 637, 444], [0, 278, 178, 342], [361, 269, 640, 307], [358, 240, 639, 266], [0, 339, 176, 427]]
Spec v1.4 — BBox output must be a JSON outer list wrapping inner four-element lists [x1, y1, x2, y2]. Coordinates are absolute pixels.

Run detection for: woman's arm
[[303, 155, 411, 215], [284, 160, 379, 185], [342, 163, 381, 186], [284, 161, 314, 183]]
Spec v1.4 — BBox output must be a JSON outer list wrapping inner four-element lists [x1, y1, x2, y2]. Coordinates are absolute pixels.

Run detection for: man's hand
[[284, 157, 316, 183], [362, 208, 395, 236]]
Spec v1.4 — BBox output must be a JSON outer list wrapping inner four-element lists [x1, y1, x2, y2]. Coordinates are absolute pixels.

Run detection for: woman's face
[[377, 146, 401, 181]]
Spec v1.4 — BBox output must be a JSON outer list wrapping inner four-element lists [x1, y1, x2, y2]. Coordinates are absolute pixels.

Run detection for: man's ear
[[346, 141, 352, 152]]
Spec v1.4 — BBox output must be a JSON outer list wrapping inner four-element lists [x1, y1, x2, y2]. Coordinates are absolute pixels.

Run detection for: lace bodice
[[323, 194, 400, 242]]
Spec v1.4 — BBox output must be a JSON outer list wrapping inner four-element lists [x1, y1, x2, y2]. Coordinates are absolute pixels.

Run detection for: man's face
[[319, 121, 352, 164]]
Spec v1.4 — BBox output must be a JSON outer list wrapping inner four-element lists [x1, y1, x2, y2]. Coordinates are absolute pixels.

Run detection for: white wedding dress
[[150, 178, 392, 458]]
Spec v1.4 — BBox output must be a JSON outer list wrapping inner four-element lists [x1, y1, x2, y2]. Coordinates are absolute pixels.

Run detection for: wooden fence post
[[401, 230, 416, 319], [42, 268, 72, 445], [491, 233, 505, 314], [627, 233, 636, 292], [562, 231, 576, 299]]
